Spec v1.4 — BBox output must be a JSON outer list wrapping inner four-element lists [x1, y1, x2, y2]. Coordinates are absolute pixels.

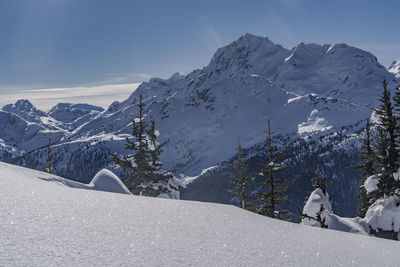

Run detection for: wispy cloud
[[0, 82, 141, 111], [101, 73, 153, 84], [200, 16, 224, 49]]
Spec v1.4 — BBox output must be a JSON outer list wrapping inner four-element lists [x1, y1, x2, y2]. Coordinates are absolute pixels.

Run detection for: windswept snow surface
[[2, 162, 400, 266]]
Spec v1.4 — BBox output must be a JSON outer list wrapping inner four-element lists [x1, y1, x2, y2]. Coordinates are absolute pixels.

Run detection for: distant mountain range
[[1, 33, 399, 216]]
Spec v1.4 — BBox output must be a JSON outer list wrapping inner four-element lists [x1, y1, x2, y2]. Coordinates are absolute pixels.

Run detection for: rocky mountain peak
[[2, 99, 46, 122], [206, 33, 290, 77]]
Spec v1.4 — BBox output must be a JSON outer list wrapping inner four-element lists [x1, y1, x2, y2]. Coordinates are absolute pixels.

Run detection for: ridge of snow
[[363, 174, 380, 193], [8, 162, 131, 195]]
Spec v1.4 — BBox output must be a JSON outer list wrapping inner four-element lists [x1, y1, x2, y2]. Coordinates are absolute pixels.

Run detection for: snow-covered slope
[[0, 107, 65, 153], [47, 103, 104, 129], [389, 59, 400, 78], [2, 161, 400, 266]]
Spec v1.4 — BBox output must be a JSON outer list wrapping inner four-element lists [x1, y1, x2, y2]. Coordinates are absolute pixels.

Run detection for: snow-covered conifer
[[353, 119, 376, 216], [373, 79, 398, 197], [112, 94, 179, 197]]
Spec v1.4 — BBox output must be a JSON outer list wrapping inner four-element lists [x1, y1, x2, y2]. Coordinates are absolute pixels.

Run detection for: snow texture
[[89, 169, 131, 194], [302, 188, 333, 220], [3, 162, 400, 266], [363, 174, 380, 193], [393, 167, 400, 181], [365, 196, 400, 233]]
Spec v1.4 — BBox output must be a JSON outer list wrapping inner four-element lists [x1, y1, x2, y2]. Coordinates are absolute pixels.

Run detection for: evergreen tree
[[353, 119, 376, 217], [146, 120, 178, 196], [374, 79, 398, 197], [112, 94, 177, 197], [228, 137, 254, 210], [256, 120, 293, 219], [147, 120, 168, 169], [392, 84, 400, 113], [44, 139, 55, 174], [312, 168, 327, 195], [393, 83, 400, 168]]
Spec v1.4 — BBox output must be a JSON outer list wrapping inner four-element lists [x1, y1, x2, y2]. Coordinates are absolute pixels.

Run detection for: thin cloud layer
[[0, 83, 140, 111]]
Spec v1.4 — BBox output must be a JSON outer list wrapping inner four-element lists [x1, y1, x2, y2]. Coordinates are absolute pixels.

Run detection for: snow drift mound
[[89, 169, 131, 194], [365, 196, 400, 237], [302, 188, 333, 224], [1, 161, 131, 195], [302, 189, 369, 235]]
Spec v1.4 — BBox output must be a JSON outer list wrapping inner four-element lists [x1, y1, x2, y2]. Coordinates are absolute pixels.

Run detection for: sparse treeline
[[228, 79, 400, 226]]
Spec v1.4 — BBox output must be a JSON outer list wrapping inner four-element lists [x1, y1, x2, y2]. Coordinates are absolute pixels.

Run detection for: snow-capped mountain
[[2, 99, 47, 123], [0, 100, 104, 156], [52, 33, 396, 175], [389, 59, 400, 78], [2, 33, 399, 215]]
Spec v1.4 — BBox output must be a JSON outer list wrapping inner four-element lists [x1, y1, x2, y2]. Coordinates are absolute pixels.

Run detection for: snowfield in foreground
[[1, 162, 400, 266]]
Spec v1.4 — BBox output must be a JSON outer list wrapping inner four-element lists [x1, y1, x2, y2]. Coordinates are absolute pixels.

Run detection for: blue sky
[[1, 0, 400, 109]]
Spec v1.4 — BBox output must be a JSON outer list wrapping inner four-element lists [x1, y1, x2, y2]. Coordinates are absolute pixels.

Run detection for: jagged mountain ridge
[[0, 99, 104, 156], [2, 33, 399, 185], [58, 33, 397, 176]]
